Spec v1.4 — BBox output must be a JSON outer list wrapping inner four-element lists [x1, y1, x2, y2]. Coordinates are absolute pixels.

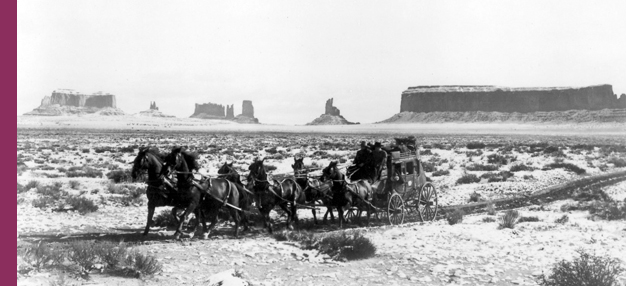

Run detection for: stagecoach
[[343, 138, 439, 225]]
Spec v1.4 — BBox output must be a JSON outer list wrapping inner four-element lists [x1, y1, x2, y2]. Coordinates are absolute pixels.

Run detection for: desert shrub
[[118, 146, 136, 153], [486, 201, 496, 215], [81, 148, 90, 153], [466, 163, 499, 171], [482, 217, 496, 223], [447, 209, 465, 225], [586, 201, 626, 221], [468, 192, 484, 203], [543, 146, 560, 154], [456, 173, 480, 185], [67, 241, 100, 273], [518, 216, 540, 223], [538, 249, 624, 286], [94, 147, 114, 154], [35, 182, 64, 198], [498, 210, 519, 229], [523, 174, 535, 180], [560, 203, 579, 212], [432, 169, 450, 177], [607, 157, 626, 167], [264, 164, 277, 172], [420, 149, 432, 155], [17, 182, 26, 194], [21, 241, 65, 270], [25, 180, 41, 190], [125, 251, 163, 278], [275, 230, 376, 261], [69, 180, 81, 190], [265, 147, 278, 154], [66, 166, 104, 178], [544, 162, 586, 175], [153, 209, 179, 229], [65, 196, 99, 214], [487, 153, 516, 165], [466, 142, 485, 149], [315, 231, 376, 260], [465, 150, 483, 157], [510, 163, 534, 172], [422, 162, 436, 172], [555, 214, 569, 224], [95, 241, 128, 269]]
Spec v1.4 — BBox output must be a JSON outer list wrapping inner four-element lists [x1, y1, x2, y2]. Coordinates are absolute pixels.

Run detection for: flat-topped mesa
[[400, 84, 626, 113], [190, 102, 226, 119], [25, 90, 123, 116], [325, 98, 341, 116]]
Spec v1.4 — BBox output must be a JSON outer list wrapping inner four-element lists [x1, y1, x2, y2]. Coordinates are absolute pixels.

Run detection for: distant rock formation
[[138, 101, 174, 117], [24, 90, 125, 116], [190, 103, 226, 119], [306, 98, 357, 125], [399, 84, 626, 113], [190, 100, 259, 123], [226, 104, 235, 119], [234, 100, 259, 123], [381, 84, 626, 123], [325, 98, 341, 116]]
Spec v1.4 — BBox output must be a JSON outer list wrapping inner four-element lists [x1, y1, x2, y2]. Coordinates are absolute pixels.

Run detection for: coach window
[[406, 161, 414, 174]]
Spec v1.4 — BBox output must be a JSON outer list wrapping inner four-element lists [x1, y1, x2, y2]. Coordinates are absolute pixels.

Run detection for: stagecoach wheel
[[387, 193, 405, 225], [418, 183, 438, 222], [344, 208, 356, 224]]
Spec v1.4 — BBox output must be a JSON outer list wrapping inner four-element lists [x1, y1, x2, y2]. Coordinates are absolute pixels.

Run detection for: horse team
[[131, 146, 377, 239]]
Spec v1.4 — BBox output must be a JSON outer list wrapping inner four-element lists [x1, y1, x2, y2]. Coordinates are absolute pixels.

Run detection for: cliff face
[[325, 98, 341, 116], [226, 104, 234, 119], [25, 90, 123, 116], [400, 84, 626, 113], [42, 92, 117, 108], [241, 100, 254, 118], [190, 103, 226, 119]]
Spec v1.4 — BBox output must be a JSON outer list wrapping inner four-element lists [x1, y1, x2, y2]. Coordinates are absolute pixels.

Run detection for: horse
[[247, 158, 296, 233], [131, 147, 191, 237], [292, 157, 335, 224], [197, 177, 244, 238], [217, 162, 254, 231], [160, 148, 207, 239], [321, 161, 377, 228]]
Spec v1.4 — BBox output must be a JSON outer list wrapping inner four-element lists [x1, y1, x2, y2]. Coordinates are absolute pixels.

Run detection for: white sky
[[17, 1, 626, 125]]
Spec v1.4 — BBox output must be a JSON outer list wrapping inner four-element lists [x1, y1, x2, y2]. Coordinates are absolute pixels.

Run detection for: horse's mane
[[180, 151, 200, 171]]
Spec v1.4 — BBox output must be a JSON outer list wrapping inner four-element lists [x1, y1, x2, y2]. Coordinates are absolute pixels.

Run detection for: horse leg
[[196, 208, 207, 235], [278, 202, 293, 230], [337, 206, 344, 229], [203, 202, 219, 239], [230, 208, 240, 238], [174, 203, 196, 240], [143, 203, 156, 236]]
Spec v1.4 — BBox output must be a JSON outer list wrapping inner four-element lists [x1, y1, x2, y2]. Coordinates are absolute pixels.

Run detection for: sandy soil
[[16, 128, 626, 286]]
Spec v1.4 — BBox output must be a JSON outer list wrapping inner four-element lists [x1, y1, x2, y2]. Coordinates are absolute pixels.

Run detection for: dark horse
[[131, 147, 196, 237], [321, 161, 377, 228], [198, 177, 244, 238], [292, 157, 335, 224], [160, 148, 207, 239], [216, 162, 254, 231], [247, 158, 298, 233]]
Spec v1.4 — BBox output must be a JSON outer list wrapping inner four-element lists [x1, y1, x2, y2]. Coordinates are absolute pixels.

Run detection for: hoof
[[173, 232, 182, 240], [202, 232, 210, 240]]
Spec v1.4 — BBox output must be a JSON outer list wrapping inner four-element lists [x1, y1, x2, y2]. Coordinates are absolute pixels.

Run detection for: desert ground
[[16, 120, 626, 286]]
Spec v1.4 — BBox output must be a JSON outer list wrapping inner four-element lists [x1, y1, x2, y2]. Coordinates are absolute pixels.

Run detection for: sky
[[17, 1, 626, 125]]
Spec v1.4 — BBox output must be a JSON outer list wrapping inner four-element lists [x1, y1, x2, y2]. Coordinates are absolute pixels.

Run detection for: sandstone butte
[[24, 90, 124, 116], [382, 84, 626, 123], [190, 100, 259, 123], [306, 98, 358, 125]]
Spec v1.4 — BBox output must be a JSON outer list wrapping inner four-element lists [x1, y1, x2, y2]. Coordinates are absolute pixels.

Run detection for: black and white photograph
[[17, 1, 626, 285]]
